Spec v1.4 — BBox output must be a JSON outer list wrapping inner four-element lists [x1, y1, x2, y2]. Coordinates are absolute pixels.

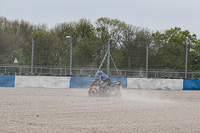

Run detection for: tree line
[[0, 16, 200, 71]]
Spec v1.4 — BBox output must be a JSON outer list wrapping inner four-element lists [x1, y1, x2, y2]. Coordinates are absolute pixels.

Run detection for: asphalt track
[[0, 87, 200, 133]]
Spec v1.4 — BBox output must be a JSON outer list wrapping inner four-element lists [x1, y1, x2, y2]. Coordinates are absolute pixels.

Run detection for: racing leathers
[[98, 72, 111, 93]]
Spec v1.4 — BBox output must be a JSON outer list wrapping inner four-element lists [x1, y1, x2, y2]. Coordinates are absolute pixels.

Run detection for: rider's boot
[[99, 86, 104, 96]]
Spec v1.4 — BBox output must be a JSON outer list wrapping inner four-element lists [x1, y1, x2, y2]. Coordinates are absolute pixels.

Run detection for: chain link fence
[[1, 38, 199, 79], [1, 66, 200, 79]]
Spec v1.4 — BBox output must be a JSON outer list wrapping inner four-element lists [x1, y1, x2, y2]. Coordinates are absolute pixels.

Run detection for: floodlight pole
[[69, 37, 73, 75], [96, 52, 108, 76], [31, 34, 37, 74], [66, 36, 74, 75], [107, 39, 112, 76], [110, 54, 119, 76], [96, 39, 119, 77], [146, 43, 149, 78], [185, 40, 190, 78]]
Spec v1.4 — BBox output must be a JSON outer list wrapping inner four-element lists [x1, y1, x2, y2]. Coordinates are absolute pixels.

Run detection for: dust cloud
[[121, 89, 175, 104]]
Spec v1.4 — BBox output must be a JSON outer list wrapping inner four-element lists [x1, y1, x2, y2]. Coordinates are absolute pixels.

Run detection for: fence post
[[5, 66, 6, 74], [60, 68, 62, 75], [40, 67, 42, 75], [65, 68, 66, 75]]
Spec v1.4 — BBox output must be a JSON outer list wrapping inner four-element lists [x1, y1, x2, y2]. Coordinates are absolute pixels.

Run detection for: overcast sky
[[0, 0, 200, 38]]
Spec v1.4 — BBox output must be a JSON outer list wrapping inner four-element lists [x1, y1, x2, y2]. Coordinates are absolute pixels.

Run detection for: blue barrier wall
[[70, 77, 94, 88], [183, 79, 200, 90], [0, 75, 15, 87], [70, 77, 127, 88], [109, 77, 127, 88]]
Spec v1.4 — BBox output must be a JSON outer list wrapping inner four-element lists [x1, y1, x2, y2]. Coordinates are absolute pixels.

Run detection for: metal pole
[[31, 34, 37, 74], [146, 43, 149, 78], [70, 37, 73, 75], [96, 52, 108, 76], [185, 41, 190, 78], [107, 39, 112, 76], [110, 54, 119, 76]]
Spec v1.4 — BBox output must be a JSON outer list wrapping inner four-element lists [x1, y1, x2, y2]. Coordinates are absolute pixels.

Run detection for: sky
[[0, 0, 200, 38]]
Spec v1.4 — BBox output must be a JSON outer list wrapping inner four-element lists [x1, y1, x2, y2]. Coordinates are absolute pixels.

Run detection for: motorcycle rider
[[97, 71, 111, 93]]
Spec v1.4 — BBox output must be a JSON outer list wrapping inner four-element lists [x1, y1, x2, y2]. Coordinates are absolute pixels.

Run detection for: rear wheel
[[114, 89, 122, 98], [112, 85, 122, 98]]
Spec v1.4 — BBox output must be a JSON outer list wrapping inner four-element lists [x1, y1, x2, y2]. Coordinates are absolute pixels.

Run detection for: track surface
[[0, 87, 200, 133]]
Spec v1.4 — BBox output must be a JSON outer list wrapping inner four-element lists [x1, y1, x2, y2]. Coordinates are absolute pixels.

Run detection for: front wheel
[[88, 88, 100, 97], [88, 88, 94, 97]]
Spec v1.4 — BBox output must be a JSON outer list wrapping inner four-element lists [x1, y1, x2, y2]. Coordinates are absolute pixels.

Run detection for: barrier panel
[[70, 77, 127, 88], [183, 79, 200, 90], [2, 75, 200, 90], [109, 77, 127, 88], [15, 76, 71, 88], [0, 75, 15, 87], [127, 78, 183, 90], [70, 77, 94, 88]]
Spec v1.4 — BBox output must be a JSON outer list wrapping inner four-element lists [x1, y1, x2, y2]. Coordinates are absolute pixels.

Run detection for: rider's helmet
[[98, 71, 103, 75]]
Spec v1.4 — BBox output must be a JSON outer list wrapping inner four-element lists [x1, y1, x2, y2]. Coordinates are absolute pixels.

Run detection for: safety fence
[[1, 66, 200, 79]]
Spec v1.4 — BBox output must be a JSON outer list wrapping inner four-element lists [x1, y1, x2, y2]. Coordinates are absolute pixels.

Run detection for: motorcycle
[[88, 79, 122, 97]]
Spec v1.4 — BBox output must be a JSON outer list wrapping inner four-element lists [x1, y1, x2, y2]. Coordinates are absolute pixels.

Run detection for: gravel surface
[[0, 87, 200, 133]]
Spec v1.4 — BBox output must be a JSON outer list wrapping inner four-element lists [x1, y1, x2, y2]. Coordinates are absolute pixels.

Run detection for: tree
[[2, 15, 200, 74], [95, 18, 129, 69], [52, 18, 99, 68], [152, 27, 198, 70], [191, 39, 200, 70], [73, 19, 100, 68], [28, 30, 60, 66]]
